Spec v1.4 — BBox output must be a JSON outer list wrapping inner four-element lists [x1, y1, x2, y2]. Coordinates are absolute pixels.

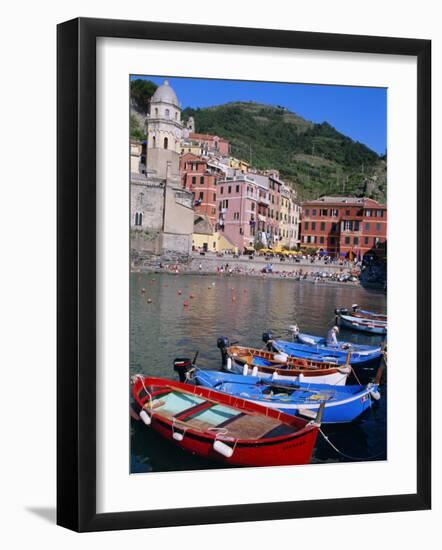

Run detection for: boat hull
[[195, 371, 379, 424], [227, 357, 348, 386], [224, 345, 350, 386], [132, 376, 319, 467], [297, 332, 381, 355], [148, 413, 319, 466], [271, 339, 382, 369], [338, 314, 387, 335]]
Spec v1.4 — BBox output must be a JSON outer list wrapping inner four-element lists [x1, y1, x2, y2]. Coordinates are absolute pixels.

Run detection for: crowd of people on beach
[[154, 260, 360, 285], [145, 248, 386, 288]]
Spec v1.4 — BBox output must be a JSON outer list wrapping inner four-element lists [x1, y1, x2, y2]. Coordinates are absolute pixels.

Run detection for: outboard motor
[[173, 357, 193, 382], [334, 307, 348, 316], [217, 336, 230, 367], [262, 332, 273, 351]]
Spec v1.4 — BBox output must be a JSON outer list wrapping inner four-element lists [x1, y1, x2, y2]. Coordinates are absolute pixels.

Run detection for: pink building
[[217, 175, 258, 252]]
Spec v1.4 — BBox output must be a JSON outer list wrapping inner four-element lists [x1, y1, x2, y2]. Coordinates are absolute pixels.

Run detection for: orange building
[[300, 196, 387, 258], [180, 153, 226, 225]]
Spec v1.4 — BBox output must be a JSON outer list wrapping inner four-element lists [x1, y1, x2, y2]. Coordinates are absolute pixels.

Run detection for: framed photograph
[[57, 17, 431, 532]]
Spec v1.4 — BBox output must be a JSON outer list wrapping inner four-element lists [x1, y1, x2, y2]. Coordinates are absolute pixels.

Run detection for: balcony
[[258, 196, 270, 206]]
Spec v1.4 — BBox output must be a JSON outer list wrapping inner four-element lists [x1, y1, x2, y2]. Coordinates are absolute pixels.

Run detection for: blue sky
[[131, 75, 387, 155]]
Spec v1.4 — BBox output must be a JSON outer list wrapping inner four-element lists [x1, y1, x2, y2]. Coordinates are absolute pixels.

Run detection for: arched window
[[154, 108, 158, 116], [135, 212, 143, 226], [163, 137, 168, 149], [152, 136, 156, 148], [165, 108, 170, 118]]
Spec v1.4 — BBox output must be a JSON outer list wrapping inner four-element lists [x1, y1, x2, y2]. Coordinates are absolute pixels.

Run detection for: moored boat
[[350, 304, 387, 321], [193, 367, 383, 424], [132, 375, 321, 466], [335, 311, 387, 335], [261, 332, 382, 369], [215, 338, 350, 386], [294, 328, 382, 356]]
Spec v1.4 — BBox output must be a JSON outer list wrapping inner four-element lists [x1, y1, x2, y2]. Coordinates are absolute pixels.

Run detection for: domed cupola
[[145, 79, 183, 182], [150, 80, 180, 108]]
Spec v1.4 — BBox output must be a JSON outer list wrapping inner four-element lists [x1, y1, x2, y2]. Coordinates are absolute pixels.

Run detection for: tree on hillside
[[130, 79, 158, 113]]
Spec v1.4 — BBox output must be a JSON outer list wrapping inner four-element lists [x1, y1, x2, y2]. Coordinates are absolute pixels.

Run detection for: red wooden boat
[[132, 375, 322, 467]]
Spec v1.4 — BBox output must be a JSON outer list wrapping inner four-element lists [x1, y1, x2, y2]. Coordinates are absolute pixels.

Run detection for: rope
[[350, 366, 362, 385], [318, 428, 385, 461]]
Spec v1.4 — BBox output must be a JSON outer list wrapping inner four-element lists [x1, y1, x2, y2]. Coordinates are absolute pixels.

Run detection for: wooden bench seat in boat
[[214, 413, 286, 440]]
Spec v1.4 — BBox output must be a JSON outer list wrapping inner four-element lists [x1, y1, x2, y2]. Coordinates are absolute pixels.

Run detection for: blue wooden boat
[[295, 330, 382, 356], [262, 332, 382, 368], [193, 369, 382, 424]]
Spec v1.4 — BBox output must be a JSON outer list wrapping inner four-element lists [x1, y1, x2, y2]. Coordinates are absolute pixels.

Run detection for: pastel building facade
[[300, 196, 387, 257], [217, 174, 258, 251], [279, 184, 301, 248], [215, 170, 300, 252], [180, 153, 226, 226]]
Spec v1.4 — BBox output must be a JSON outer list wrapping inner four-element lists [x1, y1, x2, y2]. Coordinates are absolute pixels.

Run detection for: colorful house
[[300, 196, 387, 257]]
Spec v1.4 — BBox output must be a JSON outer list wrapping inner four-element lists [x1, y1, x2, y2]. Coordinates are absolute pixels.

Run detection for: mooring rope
[[350, 366, 362, 385], [318, 427, 385, 461]]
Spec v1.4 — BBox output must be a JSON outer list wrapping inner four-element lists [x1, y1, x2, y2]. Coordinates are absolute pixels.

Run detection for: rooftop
[[302, 196, 386, 208], [189, 133, 229, 142], [150, 80, 179, 107]]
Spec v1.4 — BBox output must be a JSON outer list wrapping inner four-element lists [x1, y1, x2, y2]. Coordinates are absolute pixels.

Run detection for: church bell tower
[[146, 80, 183, 183]]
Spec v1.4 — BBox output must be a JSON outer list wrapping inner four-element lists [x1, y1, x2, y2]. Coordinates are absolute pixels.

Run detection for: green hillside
[[182, 102, 386, 202]]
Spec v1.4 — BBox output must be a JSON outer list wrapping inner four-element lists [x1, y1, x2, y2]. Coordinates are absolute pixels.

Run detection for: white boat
[[337, 313, 387, 335]]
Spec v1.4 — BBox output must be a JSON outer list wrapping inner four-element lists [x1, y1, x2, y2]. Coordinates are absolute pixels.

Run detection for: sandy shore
[[131, 253, 368, 286]]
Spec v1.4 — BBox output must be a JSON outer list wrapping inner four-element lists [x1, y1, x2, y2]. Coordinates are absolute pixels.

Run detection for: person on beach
[[326, 326, 340, 347]]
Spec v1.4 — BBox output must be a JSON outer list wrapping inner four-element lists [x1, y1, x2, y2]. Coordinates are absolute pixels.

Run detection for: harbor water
[[130, 272, 387, 473]]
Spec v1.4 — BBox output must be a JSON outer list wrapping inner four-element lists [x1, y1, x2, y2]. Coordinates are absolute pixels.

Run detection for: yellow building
[[181, 143, 204, 156], [193, 214, 238, 253], [279, 184, 300, 249], [228, 157, 250, 173]]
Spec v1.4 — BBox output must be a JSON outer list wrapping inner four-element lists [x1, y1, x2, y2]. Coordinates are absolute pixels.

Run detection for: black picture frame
[[57, 17, 431, 532]]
